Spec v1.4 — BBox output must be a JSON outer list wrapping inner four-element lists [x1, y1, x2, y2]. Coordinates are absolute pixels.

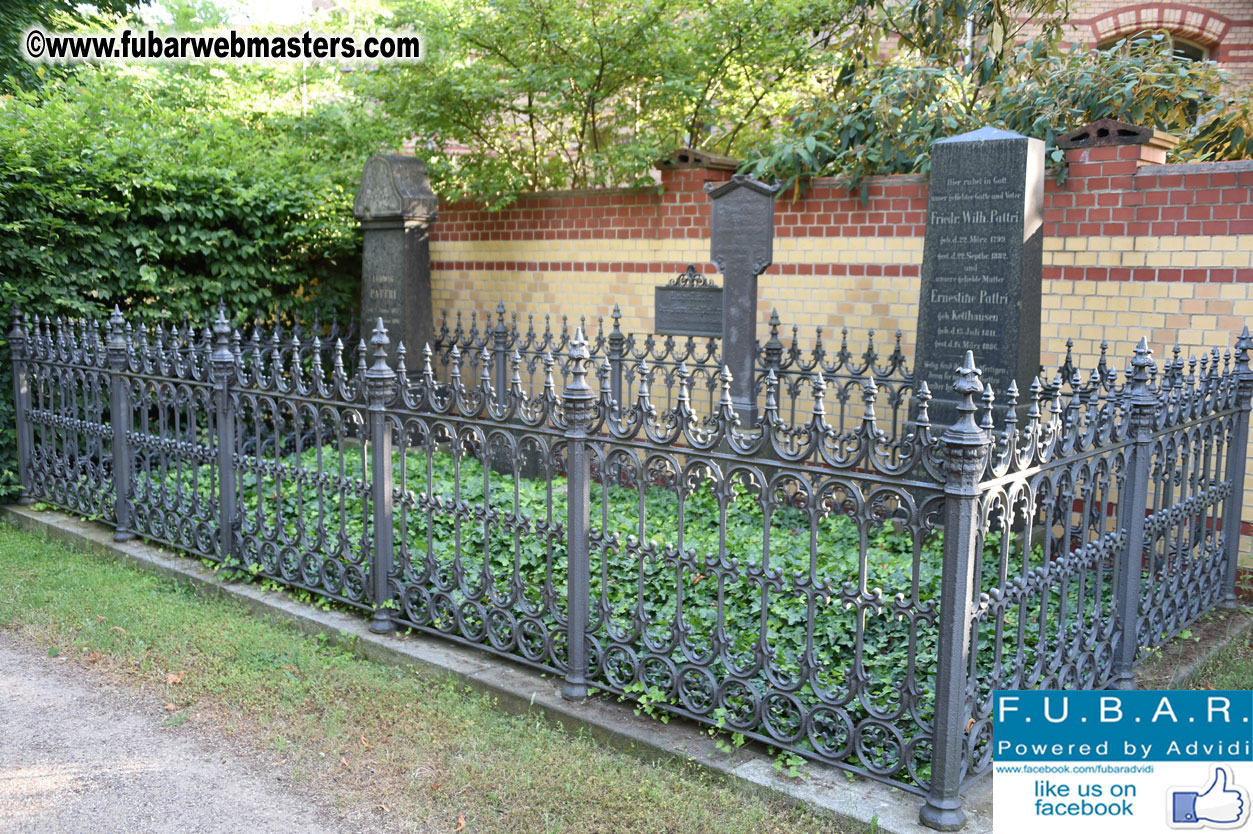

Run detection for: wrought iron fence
[[430, 303, 917, 433], [8, 305, 1251, 830]]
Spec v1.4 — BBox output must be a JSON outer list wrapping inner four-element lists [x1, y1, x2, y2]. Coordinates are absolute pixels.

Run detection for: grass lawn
[[1188, 627, 1253, 690], [0, 521, 862, 834]]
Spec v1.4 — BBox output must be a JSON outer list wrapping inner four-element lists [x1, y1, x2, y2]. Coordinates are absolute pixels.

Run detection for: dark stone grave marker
[[706, 174, 781, 424], [914, 127, 1044, 424], [354, 154, 439, 367]]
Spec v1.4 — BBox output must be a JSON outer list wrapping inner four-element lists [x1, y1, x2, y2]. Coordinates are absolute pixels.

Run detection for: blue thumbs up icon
[[1170, 766, 1249, 829]]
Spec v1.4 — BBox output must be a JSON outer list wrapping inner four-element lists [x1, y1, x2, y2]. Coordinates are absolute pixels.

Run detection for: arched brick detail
[[1089, 4, 1230, 49]]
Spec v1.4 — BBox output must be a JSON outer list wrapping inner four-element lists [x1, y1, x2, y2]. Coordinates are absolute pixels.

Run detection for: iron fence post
[[762, 309, 784, 377], [1222, 326, 1253, 607], [105, 308, 135, 541], [365, 318, 398, 634], [561, 327, 595, 700], [493, 302, 509, 409], [921, 351, 992, 832], [1112, 338, 1157, 685], [761, 309, 784, 411], [7, 308, 33, 505], [210, 305, 238, 567], [608, 304, 625, 412]]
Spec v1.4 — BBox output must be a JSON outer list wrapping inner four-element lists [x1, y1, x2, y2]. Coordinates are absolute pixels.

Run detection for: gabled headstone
[[706, 174, 781, 424], [354, 154, 439, 366]]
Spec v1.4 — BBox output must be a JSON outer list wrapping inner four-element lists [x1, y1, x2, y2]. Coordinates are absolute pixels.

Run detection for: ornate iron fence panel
[[230, 319, 374, 611], [9, 305, 1251, 832], [123, 320, 219, 557], [18, 315, 116, 523], [585, 435, 947, 790], [941, 335, 1253, 802], [386, 341, 572, 672], [561, 328, 950, 791], [1138, 346, 1243, 651], [431, 303, 916, 435], [960, 362, 1136, 792]]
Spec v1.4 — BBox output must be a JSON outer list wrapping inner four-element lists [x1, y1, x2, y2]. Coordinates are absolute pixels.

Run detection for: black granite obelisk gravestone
[[706, 175, 781, 425], [914, 127, 1044, 423], [354, 154, 439, 366]]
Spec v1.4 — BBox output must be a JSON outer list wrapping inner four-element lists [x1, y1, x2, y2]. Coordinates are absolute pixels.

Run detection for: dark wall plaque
[[655, 283, 723, 337], [915, 127, 1044, 415]]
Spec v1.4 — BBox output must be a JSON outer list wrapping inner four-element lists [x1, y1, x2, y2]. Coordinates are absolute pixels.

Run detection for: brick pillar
[[655, 148, 737, 239], [1057, 117, 1179, 174]]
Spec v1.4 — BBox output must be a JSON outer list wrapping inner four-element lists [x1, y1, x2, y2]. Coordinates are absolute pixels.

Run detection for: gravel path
[[0, 638, 366, 834]]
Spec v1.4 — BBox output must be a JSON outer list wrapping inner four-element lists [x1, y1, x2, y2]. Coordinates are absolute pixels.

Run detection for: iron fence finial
[[718, 365, 737, 425], [810, 372, 826, 420], [635, 358, 652, 402], [861, 377, 879, 427], [979, 384, 995, 431], [7, 304, 21, 339], [676, 361, 691, 408], [1235, 325, 1252, 374], [1129, 337, 1156, 405], [915, 380, 932, 430], [106, 306, 126, 350], [422, 342, 436, 389], [510, 349, 523, 392], [943, 350, 986, 443], [212, 304, 231, 341], [1004, 380, 1020, 430], [480, 345, 495, 397], [542, 350, 555, 396]]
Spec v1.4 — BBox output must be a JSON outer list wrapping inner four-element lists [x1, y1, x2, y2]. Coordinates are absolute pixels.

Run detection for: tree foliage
[[0, 0, 141, 90], [0, 66, 397, 320], [742, 2, 1253, 194], [360, 0, 849, 205], [352, 0, 1251, 202], [0, 59, 402, 498]]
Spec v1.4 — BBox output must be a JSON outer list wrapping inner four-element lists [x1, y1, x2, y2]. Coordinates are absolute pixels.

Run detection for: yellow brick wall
[[430, 236, 925, 340], [432, 233, 1253, 363]]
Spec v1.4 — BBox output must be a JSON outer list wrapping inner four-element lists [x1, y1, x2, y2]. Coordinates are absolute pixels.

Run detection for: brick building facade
[[1064, 1, 1253, 84]]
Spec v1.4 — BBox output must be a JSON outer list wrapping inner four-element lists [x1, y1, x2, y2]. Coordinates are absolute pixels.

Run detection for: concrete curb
[[0, 504, 987, 834], [1135, 604, 1253, 689]]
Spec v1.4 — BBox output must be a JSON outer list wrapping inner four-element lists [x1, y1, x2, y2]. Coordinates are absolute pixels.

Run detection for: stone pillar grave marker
[[354, 153, 439, 367], [914, 127, 1044, 421]]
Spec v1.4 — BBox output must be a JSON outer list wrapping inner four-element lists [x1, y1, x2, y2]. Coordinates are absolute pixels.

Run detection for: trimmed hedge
[[0, 65, 397, 497]]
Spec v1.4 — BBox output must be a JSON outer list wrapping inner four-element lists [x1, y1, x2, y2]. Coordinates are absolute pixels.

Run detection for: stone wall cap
[[1135, 159, 1253, 177], [1056, 118, 1179, 151], [354, 153, 439, 221], [655, 147, 740, 172], [704, 173, 782, 199], [935, 126, 1028, 144]]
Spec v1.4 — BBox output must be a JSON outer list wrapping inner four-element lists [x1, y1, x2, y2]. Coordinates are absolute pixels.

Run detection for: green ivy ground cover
[[146, 440, 1076, 785]]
